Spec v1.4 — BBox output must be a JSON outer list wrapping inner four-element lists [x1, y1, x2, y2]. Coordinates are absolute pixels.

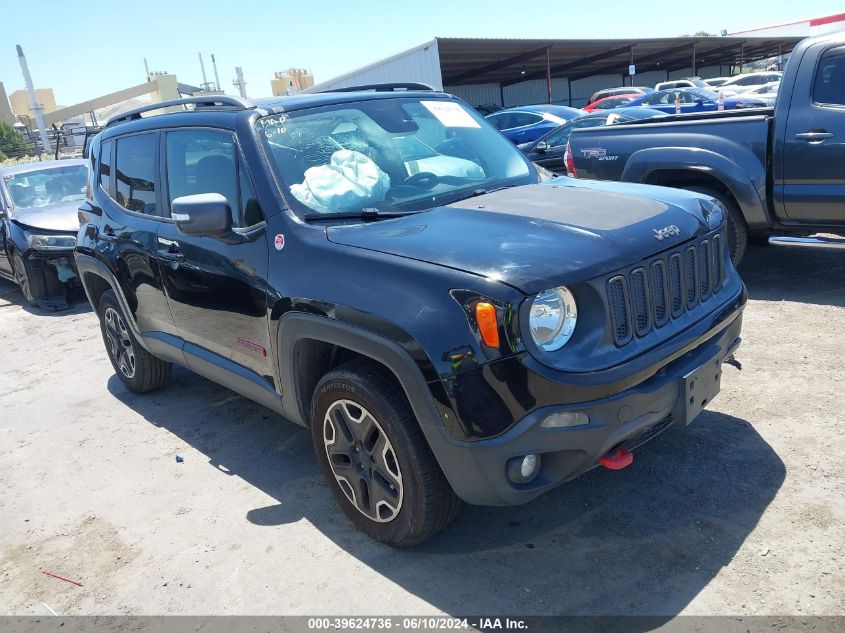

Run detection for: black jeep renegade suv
[[76, 90, 745, 547]]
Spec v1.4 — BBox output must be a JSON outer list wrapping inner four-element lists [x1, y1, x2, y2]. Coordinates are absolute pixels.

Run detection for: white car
[[654, 78, 711, 91], [732, 81, 780, 107], [717, 71, 783, 96]]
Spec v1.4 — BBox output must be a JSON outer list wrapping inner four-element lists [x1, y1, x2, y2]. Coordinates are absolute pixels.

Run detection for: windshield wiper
[[303, 207, 419, 222], [449, 184, 520, 204]]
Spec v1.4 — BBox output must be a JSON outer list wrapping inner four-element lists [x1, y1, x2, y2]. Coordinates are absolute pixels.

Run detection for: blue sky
[[1, 0, 841, 106]]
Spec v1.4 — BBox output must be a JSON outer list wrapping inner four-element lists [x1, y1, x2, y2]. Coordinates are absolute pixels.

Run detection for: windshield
[[257, 97, 535, 218], [689, 79, 710, 88], [4, 164, 88, 210]]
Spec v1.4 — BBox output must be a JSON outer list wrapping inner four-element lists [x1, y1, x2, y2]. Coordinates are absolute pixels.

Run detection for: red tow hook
[[599, 449, 634, 470]]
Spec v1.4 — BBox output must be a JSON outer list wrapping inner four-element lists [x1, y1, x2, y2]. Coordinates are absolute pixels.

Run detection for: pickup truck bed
[[569, 31, 845, 263]]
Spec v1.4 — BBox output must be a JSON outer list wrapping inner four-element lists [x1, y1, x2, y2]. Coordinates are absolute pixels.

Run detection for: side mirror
[[535, 141, 549, 153], [171, 193, 232, 239]]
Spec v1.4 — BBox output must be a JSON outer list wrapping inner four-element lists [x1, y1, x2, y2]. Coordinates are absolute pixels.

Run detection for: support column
[[691, 41, 697, 76], [545, 48, 552, 104]]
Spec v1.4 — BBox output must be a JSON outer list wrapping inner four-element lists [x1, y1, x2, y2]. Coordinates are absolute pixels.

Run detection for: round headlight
[[529, 286, 577, 351]]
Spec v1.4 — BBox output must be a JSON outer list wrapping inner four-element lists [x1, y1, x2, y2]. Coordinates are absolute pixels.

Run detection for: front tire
[[311, 361, 460, 547], [98, 290, 171, 393], [11, 250, 37, 307]]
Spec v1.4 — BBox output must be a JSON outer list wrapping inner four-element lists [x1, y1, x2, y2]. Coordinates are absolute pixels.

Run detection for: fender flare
[[276, 312, 440, 428], [621, 146, 771, 231], [74, 252, 150, 351], [276, 313, 491, 503]]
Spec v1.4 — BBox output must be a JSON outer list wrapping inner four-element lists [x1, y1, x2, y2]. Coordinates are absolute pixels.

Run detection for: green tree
[[0, 122, 31, 159]]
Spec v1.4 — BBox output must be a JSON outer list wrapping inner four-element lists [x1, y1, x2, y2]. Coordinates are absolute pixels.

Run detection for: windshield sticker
[[421, 101, 480, 128]]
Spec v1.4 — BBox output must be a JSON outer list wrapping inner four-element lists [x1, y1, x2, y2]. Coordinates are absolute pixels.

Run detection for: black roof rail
[[106, 95, 255, 128], [320, 82, 436, 93]]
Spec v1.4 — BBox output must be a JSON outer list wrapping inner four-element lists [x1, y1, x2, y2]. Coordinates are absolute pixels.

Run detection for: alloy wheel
[[103, 307, 136, 379], [323, 399, 403, 522]]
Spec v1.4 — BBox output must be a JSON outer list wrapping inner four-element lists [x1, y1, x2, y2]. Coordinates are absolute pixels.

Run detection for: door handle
[[155, 249, 185, 263], [795, 131, 834, 142]]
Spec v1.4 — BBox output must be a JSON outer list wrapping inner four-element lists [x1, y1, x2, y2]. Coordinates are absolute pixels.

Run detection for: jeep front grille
[[605, 235, 725, 346]]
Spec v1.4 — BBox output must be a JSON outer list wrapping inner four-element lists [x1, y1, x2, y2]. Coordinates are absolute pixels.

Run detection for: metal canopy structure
[[436, 36, 803, 87]]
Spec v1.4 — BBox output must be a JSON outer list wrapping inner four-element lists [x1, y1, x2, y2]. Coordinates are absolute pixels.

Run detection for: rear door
[[99, 133, 179, 337], [781, 44, 845, 224], [155, 128, 273, 381]]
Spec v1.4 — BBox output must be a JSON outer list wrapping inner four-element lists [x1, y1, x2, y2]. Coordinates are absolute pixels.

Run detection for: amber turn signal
[[475, 302, 500, 348]]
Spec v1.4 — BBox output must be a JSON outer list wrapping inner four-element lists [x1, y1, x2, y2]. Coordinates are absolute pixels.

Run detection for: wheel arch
[[621, 147, 771, 231], [277, 313, 439, 430], [277, 312, 491, 505], [75, 252, 149, 350]]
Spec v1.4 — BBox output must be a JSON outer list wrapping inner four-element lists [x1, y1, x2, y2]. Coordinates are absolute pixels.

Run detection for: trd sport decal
[[236, 338, 267, 357]]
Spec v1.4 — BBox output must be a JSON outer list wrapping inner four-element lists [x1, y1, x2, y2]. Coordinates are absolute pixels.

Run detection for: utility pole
[[233, 67, 247, 98], [211, 54, 222, 93], [198, 53, 209, 90], [16, 45, 50, 156], [144, 57, 150, 79]]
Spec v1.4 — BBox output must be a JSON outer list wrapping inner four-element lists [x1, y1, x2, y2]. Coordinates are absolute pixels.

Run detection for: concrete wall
[[304, 41, 443, 92]]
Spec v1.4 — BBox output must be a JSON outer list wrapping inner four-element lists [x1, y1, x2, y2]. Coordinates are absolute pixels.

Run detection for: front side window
[[3, 164, 88, 210], [257, 97, 534, 218], [115, 134, 158, 215], [165, 129, 262, 228], [814, 47, 845, 106]]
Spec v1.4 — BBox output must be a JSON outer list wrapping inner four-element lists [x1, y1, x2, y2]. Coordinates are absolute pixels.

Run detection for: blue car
[[625, 88, 768, 113], [486, 104, 583, 144], [517, 108, 666, 173]]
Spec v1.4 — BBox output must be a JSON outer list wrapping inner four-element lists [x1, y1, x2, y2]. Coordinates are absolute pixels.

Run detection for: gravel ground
[[0, 244, 843, 617]]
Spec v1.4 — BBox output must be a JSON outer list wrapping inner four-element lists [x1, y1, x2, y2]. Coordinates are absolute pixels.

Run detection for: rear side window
[[115, 134, 158, 215], [508, 112, 542, 128], [99, 140, 113, 194], [165, 129, 262, 228], [814, 47, 845, 106]]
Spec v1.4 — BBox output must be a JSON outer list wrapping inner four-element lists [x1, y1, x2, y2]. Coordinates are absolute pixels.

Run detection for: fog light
[[540, 411, 590, 428], [507, 453, 541, 484]]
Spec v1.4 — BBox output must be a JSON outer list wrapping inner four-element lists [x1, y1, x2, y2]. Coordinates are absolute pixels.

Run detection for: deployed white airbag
[[290, 149, 390, 213]]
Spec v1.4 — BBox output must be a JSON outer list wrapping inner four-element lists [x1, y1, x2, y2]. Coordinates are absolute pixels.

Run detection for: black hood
[[11, 201, 81, 233], [327, 180, 712, 294]]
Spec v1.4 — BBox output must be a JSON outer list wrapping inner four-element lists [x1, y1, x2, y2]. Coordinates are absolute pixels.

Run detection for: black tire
[[684, 185, 748, 265], [11, 250, 37, 307], [98, 290, 172, 393], [311, 360, 460, 547]]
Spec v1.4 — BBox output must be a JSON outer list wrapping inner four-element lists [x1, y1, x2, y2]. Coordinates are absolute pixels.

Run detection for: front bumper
[[21, 249, 80, 309], [426, 287, 745, 506]]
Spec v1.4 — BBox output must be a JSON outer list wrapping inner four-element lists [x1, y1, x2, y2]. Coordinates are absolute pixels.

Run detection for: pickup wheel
[[311, 361, 460, 547], [684, 186, 747, 265], [97, 290, 172, 393]]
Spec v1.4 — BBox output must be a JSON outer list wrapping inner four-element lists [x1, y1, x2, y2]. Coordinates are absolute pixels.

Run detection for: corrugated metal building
[[305, 35, 803, 108]]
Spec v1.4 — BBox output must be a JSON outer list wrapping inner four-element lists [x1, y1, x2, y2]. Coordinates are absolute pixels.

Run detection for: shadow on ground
[[94, 241, 845, 617], [109, 363, 784, 618], [739, 243, 845, 307], [0, 277, 91, 316]]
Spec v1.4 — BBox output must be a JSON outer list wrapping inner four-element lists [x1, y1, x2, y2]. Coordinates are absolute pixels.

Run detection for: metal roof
[[435, 36, 804, 86]]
